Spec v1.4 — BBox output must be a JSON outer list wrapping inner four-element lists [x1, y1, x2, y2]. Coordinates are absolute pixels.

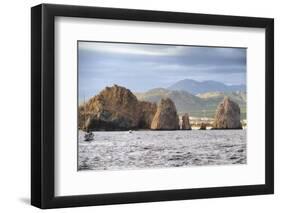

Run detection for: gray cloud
[[78, 41, 246, 101]]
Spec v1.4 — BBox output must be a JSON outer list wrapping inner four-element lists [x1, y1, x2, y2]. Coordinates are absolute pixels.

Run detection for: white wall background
[[0, 0, 279, 212]]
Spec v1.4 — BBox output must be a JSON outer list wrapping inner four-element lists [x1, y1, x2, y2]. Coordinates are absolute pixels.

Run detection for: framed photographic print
[[31, 3, 274, 209]]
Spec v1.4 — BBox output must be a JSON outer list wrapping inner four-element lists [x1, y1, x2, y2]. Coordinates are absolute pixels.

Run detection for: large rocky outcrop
[[80, 85, 157, 131], [138, 101, 157, 129], [181, 113, 191, 130], [150, 98, 179, 130], [212, 97, 242, 129]]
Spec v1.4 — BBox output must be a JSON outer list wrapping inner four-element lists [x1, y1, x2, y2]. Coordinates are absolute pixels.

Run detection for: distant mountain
[[168, 79, 246, 94], [197, 91, 246, 104], [135, 88, 246, 119], [135, 88, 204, 114]]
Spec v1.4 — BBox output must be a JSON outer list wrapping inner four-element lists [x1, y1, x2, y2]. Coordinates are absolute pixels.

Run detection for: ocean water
[[78, 130, 246, 171]]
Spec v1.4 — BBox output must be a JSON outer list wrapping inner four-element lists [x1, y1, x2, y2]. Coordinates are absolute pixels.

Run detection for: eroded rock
[[199, 123, 207, 130], [80, 85, 157, 131], [150, 98, 179, 130], [212, 97, 242, 129], [181, 113, 191, 130]]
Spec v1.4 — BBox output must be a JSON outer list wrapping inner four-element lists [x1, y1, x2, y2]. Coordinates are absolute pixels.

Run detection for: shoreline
[[79, 128, 247, 132]]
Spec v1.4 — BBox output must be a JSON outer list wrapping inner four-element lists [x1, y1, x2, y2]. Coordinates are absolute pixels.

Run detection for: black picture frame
[[31, 3, 274, 209]]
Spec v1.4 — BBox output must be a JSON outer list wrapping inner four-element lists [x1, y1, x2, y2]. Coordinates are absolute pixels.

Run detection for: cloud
[[78, 41, 246, 100], [79, 42, 185, 56]]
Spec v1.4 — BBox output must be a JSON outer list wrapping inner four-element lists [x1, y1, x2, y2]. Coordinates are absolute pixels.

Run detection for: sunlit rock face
[[150, 98, 179, 130], [181, 113, 191, 130], [212, 97, 242, 129], [138, 101, 157, 129], [80, 85, 157, 131]]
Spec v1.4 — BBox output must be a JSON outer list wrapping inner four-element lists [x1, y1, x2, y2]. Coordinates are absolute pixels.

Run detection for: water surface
[[78, 130, 246, 171]]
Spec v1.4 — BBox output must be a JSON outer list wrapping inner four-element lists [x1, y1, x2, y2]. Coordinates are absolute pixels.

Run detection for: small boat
[[84, 131, 94, 141]]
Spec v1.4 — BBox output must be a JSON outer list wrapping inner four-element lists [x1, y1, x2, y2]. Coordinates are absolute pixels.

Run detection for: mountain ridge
[[135, 88, 246, 119], [168, 78, 246, 94]]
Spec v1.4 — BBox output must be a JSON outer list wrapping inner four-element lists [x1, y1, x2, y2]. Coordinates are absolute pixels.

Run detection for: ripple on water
[[78, 130, 247, 171]]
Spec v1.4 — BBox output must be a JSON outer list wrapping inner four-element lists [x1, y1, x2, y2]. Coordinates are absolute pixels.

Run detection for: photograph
[[78, 41, 247, 171], [29, 2, 274, 209]]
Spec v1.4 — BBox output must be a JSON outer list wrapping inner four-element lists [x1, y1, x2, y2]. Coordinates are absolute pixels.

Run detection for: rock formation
[[181, 113, 191, 130], [150, 98, 179, 130], [138, 101, 157, 129], [80, 85, 157, 131], [199, 123, 207, 130], [212, 96, 242, 129]]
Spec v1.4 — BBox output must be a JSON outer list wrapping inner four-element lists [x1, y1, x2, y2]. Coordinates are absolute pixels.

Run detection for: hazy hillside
[[197, 91, 246, 119], [168, 79, 246, 94], [197, 91, 246, 105], [135, 88, 204, 113], [135, 88, 247, 119]]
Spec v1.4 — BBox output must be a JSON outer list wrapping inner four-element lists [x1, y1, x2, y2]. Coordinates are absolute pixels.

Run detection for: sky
[[78, 41, 246, 102]]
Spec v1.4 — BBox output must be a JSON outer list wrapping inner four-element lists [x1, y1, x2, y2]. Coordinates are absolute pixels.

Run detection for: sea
[[78, 129, 246, 171]]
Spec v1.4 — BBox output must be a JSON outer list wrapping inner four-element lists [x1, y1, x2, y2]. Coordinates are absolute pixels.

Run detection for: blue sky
[[78, 41, 246, 101]]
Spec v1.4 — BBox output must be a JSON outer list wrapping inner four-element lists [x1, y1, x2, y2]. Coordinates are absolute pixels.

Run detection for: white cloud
[[79, 41, 184, 56]]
